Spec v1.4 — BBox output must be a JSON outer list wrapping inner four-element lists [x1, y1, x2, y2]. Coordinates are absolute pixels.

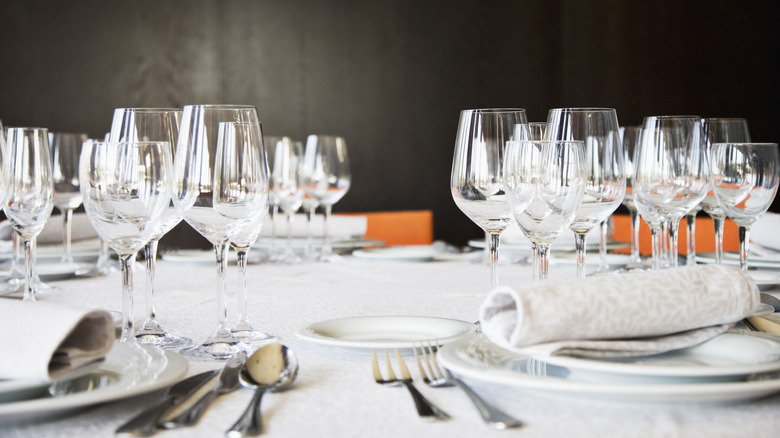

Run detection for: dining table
[[2, 239, 780, 438]]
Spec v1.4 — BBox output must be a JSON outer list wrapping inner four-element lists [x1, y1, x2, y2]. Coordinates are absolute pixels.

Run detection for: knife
[[162, 351, 247, 428], [115, 369, 219, 437]]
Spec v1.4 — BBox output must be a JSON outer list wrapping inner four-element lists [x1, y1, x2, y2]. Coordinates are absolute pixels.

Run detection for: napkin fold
[[0, 301, 115, 381], [479, 264, 758, 358], [258, 214, 367, 239]]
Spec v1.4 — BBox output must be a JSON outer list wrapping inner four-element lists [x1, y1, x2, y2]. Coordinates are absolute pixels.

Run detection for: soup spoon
[[226, 343, 299, 437]]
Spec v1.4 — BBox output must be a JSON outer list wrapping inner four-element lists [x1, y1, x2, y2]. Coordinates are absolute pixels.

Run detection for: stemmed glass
[[504, 140, 586, 282], [451, 109, 527, 289], [263, 135, 287, 262], [701, 118, 751, 263], [4, 128, 54, 302], [173, 106, 268, 360], [633, 116, 709, 269], [80, 140, 172, 342], [302, 135, 351, 262], [546, 108, 626, 278], [109, 107, 190, 349], [710, 143, 779, 271], [301, 194, 320, 260], [272, 139, 304, 263], [620, 126, 644, 268], [50, 132, 88, 265]]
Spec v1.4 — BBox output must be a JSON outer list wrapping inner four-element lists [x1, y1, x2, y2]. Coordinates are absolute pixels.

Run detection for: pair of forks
[[371, 344, 522, 428]]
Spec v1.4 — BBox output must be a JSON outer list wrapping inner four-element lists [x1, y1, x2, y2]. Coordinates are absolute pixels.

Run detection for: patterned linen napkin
[[0, 301, 115, 381], [479, 264, 759, 358]]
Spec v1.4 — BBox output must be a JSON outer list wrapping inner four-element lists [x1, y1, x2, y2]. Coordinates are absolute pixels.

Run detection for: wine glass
[[633, 116, 709, 269], [301, 194, 320, 260], [451, 109, 527, 289], [620, 126, 644, 269], [109, 107, 190, 349], [710, 143, 779, 271], [701, 118, 751, 263], [263, 135, 288, 262], [272, 139, 304, 263], [173, 106, 268, 360], [50, 132, 88, 265], [504, 140, 586, 282], [302, 135, 351, 262], [4, 128, 54, 302], [80, 140, 172, 342], [547, 108, 626, 278]]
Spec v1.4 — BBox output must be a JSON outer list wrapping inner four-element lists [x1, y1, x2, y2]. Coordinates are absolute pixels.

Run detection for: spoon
[[226, 343, 298, 437]]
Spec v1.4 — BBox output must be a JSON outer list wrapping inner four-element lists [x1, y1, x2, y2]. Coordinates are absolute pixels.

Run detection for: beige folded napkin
[[259, 214, 367, 239], [0, 301, 115, 381], [479, 264, 759, 358]]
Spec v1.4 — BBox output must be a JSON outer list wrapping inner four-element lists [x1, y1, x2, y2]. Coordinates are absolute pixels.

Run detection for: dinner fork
[[414, 343, 523, 429], [372, 349, 450, 419]]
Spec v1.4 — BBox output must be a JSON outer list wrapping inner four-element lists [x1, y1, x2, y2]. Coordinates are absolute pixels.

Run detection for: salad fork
[[413, 343, 523, 429], [371, 349, 449, 420]]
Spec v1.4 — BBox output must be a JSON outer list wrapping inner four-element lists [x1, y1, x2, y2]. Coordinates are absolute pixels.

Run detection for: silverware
[[372, 349, 449, 420], [414, 343, 521, 429], [163, 351, 247, 428], [115, 369, 219, 437], [227, 343, 299, 437]]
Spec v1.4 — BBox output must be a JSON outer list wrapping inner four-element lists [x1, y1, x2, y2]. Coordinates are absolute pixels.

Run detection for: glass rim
[[507, 139, 584, 145], [702, 117, 749, 122], [548, 107, 616, 112], [182, 104, 256, 109], [5, 126, 48, 132], [711, 142, 778, 147], [113, 107, 182, 112], [643, 115, 701, 120], [85, 140, 170, 146], [460, 108, 527, 113]]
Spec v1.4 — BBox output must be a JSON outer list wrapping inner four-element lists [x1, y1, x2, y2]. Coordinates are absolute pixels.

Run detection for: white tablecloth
[[2, 247, 780, 438]]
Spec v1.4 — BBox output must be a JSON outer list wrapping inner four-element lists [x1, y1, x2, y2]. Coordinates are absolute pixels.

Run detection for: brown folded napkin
[[0, 301, 115, 381], [479, 265, 759, 358]]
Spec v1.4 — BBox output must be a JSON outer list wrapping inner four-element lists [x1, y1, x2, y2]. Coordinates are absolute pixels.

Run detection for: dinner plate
[[437, 333, 780, 404], [296, 316, 475, 350], [698, 251, 780, 269], [749, 270, 780, 291], [0, 342, 187, 419], [352, 245, 439, 262], [0, 261, 93, 283], [252, 237, 383, 255]]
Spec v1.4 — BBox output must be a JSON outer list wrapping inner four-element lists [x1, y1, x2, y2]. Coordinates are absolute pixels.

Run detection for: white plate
[[0, 262, 93, 282], [539, 332, 780, 383], [698, 251, 780, 269], [352, 245, 439, 262], [296, 316, 475, 350], [0, 342, 187, 419], [749, 270, 780, 290], [253, 237, 383, 254], [437, 333, 780, 403]]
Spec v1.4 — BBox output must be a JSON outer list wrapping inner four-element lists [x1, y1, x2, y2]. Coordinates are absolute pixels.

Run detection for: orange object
[[611, 214, 739, 255], [338, 210, 434, 246]]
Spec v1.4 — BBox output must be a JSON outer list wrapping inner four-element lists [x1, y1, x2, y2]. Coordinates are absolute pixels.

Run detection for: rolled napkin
[[258, 213, 367, 239], [479, 264, 759, 358], [0, 301, 115, 381]]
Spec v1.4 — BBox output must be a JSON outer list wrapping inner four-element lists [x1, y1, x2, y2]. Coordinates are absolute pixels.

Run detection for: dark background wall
[[1, 0, 778, 247]]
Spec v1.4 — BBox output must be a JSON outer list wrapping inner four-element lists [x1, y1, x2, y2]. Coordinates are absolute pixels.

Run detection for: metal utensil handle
[[167, 390, 218, 427], [401, 381, 449, 419], [115, 396, 175, 436], [452, 378, 522, 428], [226, 388, 267, 437]]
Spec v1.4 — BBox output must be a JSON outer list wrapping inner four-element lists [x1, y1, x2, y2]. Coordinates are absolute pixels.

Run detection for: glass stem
[[599, 220, 608, 273], [143, 240, 159, 327], [119, 253, 136, 343], [668, 219, 680, 268], [686, 213, 696, 265], [61, 208, 74, 263], [650, 225, 662, 270], [487, 231, 500, 289], [235, 247, 250, 328], [214, 241, 232, 338], [321, 204, 333, 259], [270, 204, 279, 259], [537, 243, 551, 282], [21, 236, 36, 302], [629, 209, 641, 264], [738, 225, 750, 271], [713, 216, 725, 264], [305, 208, 315, 259], [286, 212, 295, 261], [574, 232, 587, 279]]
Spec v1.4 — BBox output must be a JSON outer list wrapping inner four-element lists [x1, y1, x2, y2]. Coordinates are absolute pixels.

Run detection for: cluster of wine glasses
[[451, 108, 779, 289]]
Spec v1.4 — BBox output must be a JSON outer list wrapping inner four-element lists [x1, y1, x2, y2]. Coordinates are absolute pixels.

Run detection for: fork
[[372, 349, 450, 420], [414, 343, 523, 429]]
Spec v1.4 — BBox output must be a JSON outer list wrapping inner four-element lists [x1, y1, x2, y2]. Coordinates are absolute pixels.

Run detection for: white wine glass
[[109, 107, 190, 349], [547, 108, 626, 278], [302, 135, 351, 262], [504, 140, 586, 282], [50, 132, 88, 265], [4, 127, 54, 302], [272, 139, 304, 263], [80, 140, 172, 342], [301, 194, 320, 260], [451, 109, 527, 289], [701, 118, 751, 263], [263, 135, 288, 262], [634, 116, 709, 269], [620, 126, 644, 269], [710, 142, 779, 271], [173, 106, 268, 360]]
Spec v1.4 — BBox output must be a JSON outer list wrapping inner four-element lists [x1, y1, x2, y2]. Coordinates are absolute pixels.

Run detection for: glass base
[[180, 334, 252, 361], [231, 324, 278, 346], [136, 320, 193, 350]]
